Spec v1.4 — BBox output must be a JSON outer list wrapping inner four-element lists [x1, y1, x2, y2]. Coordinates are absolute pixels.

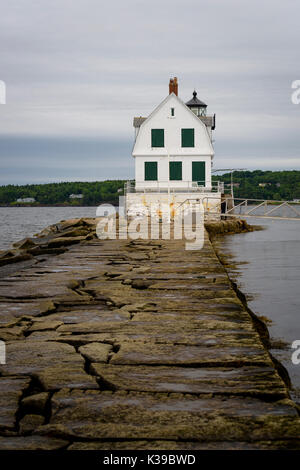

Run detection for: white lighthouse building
[[125, 78, 222, 218]]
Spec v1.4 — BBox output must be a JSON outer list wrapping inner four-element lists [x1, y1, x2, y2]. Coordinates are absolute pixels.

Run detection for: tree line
[[0, 171, 300, 205], [0, 180, 125, 205], [213, 170, 300, 200]]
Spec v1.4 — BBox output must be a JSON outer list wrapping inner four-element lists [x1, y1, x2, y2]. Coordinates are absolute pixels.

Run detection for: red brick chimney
[[169, 77, 178, 96]]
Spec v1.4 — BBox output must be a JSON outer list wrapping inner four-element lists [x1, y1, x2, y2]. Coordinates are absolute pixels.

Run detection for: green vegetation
[[0, 180, 125, 206], [0, 171, 300, 206], [212, 170, 300, 200]]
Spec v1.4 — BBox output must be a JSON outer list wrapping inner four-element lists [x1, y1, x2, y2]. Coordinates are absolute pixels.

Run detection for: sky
[[0, 0, 299, 185]]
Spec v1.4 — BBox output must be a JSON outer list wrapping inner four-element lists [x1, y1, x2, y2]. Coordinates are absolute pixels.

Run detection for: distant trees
[[212, 170, 300, 201], [0, 180, 125, 205], [0, 171, 300, 205]]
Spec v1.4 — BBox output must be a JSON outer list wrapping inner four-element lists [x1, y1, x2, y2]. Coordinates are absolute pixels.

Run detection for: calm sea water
[[0, 207, 299, 400], [219, 218, 300, 402], [0, 206, 98, 250]]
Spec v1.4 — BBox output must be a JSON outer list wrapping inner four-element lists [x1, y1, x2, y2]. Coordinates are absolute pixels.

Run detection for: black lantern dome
[[185, 90, 207, 117]]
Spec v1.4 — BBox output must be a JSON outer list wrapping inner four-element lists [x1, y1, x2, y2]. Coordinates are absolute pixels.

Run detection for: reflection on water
[[220, 218, 300, 403], [0, 206, 98, 250]]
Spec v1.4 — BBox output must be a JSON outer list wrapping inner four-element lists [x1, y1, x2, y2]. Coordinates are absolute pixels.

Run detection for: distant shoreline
[[1, 200, 299, 208], [0, 202, 118, 208]]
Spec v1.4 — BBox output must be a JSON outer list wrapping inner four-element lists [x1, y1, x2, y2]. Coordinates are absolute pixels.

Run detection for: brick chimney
[[169, 77, 178, 96]]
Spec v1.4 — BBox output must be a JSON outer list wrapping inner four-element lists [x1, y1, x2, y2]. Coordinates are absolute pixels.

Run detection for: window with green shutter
[[145, 162, 158, 181], [169, 161, 182, 181], [181, 128, 194, 147], [192, 162, 205, 183], [151, 129, 164, 147]]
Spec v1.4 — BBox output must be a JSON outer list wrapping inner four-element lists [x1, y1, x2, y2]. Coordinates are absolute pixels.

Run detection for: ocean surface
[[219, 218, 300, 403], [0, 206, 98, 250], [0, 207, 299, 401]]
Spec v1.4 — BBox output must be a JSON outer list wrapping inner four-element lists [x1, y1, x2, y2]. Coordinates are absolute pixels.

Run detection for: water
[[0, 206, 98, 250], [219, 218, 300, 402]]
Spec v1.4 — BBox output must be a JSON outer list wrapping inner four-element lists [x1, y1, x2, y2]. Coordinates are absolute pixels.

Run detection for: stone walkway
[[0, 223, 299, 449]]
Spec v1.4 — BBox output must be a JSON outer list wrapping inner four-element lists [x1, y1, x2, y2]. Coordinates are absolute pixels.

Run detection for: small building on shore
[[126, 77, 223, 219], [16, 197, 36, 203]]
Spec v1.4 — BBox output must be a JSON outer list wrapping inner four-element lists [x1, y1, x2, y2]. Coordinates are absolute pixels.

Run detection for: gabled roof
[[133, 93, 215, 130], [136, 92, 209, 132], [185, 90, 207, 108], [132, 92, 214, 155]]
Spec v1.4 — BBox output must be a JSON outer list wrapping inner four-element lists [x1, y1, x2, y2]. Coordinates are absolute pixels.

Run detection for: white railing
[[225, 198, 300, 220], [125, 180, 224, 194], [199, 196, 300, 221]]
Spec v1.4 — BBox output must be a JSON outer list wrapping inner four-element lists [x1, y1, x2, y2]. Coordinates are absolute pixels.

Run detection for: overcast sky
[[0, 0, 299, 184]]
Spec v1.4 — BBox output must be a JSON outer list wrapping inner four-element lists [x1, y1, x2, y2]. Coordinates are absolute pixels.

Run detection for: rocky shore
[[0, 217, 299, 450]]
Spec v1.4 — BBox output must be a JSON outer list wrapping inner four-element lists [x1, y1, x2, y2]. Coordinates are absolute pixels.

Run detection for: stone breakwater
[[0, 217, 299, 450]]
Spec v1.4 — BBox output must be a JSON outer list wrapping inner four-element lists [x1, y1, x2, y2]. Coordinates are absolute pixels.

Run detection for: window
[[171, 108, 175, 116], [192, 162, 205, 183], [169, 161, 182, 181], [151, 129, 164, 147], [145, 162, 158, 181], [181, 128, 194, 147]]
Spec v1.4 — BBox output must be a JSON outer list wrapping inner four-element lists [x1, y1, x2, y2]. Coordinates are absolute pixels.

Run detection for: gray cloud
[[0, 136, 133, 184], [0, 0, 299, 184]]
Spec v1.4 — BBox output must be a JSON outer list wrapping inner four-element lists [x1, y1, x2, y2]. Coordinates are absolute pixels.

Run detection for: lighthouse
[[126, 78, 222, 219]]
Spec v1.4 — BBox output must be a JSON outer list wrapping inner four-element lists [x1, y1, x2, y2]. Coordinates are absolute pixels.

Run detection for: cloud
[[0, 136, 133, 184], [0, 0, 299, 183]]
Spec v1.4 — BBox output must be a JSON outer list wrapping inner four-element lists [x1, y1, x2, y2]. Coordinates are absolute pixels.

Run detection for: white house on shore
[[126, 78, 222, 218], [132, 77, 216, 191]]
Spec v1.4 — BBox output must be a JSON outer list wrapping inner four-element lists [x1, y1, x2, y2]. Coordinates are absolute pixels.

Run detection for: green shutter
[[181, 128, 194, 147], [145, 162, 158, 181], [151, 129, 164, 147], [192, 162, 205, 183], [169, 162, 182, 181]]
